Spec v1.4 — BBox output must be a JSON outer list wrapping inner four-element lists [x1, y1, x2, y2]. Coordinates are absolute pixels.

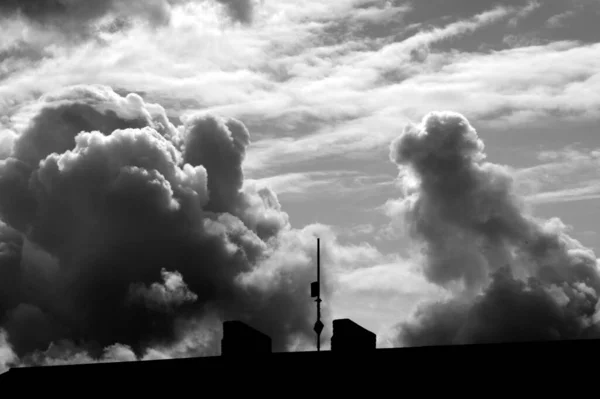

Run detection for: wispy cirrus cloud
[[244, 170, 397, 225], [245, 170, 364, 195], [516, 146, 600, 205], [242, 39, 600, 172], [1, 3, 541, 160], [508, 0, 541, 27], [546, 10, 576, 28], [526, 182, 600, 205]]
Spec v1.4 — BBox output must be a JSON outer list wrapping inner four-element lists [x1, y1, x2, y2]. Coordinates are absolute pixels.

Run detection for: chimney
[[221, 321, 272, 357], [331, 319, 376, 353]]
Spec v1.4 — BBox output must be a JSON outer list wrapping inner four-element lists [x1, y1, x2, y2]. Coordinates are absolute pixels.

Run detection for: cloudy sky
[[1, 0, 600, 371]]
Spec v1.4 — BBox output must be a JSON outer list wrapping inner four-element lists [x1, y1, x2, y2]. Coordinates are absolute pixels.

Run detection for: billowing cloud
[[0, 222, 22, 309], [0, 123, 17, 159], [128, 269, 199, 313], [0, 84, 335, 367], [19, 314, 223, 366], [396, 266, 600, 346], [22, 341, 138, 367], [388, 111, 600, 345], [0, 329, 18, 374], [182, 114, 249, 214]]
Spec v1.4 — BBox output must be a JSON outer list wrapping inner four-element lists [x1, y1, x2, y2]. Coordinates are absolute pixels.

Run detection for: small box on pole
[[311, 281, 319, 298]]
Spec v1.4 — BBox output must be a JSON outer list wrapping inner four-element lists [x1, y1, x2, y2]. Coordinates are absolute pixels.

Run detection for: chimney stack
[[221, 321, 272, 357], [331, 319, 376, 353]]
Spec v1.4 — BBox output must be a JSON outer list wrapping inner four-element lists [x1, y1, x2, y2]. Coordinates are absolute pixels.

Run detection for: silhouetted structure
[[2, 318, 599, 394], [311, 237, 324, 351], [221, 320, 272, 356], [331, 318, 376, 353]]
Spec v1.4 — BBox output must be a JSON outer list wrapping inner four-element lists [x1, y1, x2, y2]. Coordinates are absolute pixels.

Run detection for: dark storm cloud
[[12, 87, 155, 167], [0, 85, 331, 365], [182, 113, 289, 241], [389, 111, 600, 345], [396, 267, 600, 346], [183, 114, 249, 214], [2, 303, 67, 356], [0, 0, 255, 39], [0, 0, 172, 39], [0, 222, 22, 317], [215, 0, 254, 25], [1, 85, 175, 234]]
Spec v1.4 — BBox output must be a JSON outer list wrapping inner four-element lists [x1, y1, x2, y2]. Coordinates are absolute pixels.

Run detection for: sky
[[1, 0, 600, 371]]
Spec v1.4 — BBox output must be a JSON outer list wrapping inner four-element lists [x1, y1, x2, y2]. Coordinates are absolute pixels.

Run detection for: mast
[[311, 238, 323, 351]]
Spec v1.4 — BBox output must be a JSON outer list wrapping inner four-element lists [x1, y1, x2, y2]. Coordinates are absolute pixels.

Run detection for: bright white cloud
[[0, 329, 17, 374], [337, 260, 442, 296], [128, 269, 199, 312], [246, 171, 361, 195], [5, 1, 592, 180]]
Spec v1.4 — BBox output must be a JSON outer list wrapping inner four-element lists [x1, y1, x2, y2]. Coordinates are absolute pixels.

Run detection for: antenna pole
[[316, 238, 321, 352], [317, 238, 321, 352], [310, 238, 324, 352]]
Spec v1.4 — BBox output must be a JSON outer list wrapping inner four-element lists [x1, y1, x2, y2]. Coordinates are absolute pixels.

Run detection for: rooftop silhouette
[[331, 318, 376, 353], [2, 317, 599, 393], [221, 320, 272, 356]]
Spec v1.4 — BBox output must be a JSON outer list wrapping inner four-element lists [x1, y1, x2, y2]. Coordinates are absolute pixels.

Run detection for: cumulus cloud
[[140, 316, 222, 359], [0, 329, 18, 374], [0, 123, 17, 160], [17, 313, 222, 366], [395, 266, 600, 346], [182, 114, 249, 214], [22, 341, 138, 367], [128, 269, 199, 312], [0, 84, 336, 368], [388, 111, 600, 346]]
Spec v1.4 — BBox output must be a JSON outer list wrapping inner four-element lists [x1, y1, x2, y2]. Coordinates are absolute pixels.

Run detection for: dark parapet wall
[[3, 340, 600, 392], [221, 320, 272, 356], [331, 319, 376, 352]]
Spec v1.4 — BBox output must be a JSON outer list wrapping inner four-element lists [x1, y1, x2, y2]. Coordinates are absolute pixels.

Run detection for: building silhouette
[[331, 318, 376, 353], [1, 318, 598, 393], [221, 320, 272, 356]]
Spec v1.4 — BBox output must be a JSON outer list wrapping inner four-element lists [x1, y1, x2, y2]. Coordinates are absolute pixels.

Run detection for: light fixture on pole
[[311, 238, 323, 351]]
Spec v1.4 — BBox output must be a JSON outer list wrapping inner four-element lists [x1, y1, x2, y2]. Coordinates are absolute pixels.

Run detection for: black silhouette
[[221, 320, 272, 356], [2, 318, 599, 393], [331, 318, 376, 352], [311, 237, 324, 351]]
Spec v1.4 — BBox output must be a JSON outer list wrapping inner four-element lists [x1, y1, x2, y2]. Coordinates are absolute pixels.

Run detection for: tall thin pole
[[310, 238, 323, 352], [316, 238, 321, 352]]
